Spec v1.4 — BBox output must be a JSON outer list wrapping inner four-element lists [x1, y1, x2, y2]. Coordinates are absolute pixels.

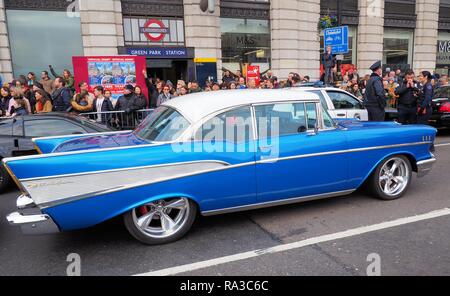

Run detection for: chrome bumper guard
[[416, 157, 436, 178], [6, 195, 59, 234]]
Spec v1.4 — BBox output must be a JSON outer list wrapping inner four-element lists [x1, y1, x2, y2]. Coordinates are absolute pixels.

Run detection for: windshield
[[134, 106, 190, 142]]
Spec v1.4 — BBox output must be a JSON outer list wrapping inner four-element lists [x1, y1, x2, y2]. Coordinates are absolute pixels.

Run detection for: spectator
[[212, 83, 220, 91], [350, 83, 363, 100], [8, 87, 31, 116], [0, 86, 11, 117], [73, 82, 94, 104], [179, 86, 189, 96], [176, 80, 186, 96], [439, 74, 448, 87], [229, 82, 237, 90], [247, 78, 257, 89], [52, 77, 72, 112], [237, 77, 247, 89], [49, 65, 75, 94], [71, 90, 93, 114], [134, 85, 148, 109], [189, 81, 202, 94], [303, 75, 310, 83], [142, 71, 159, 108], [35, 89, 53, 113], [323, 46, 336, 85], [157, 85, 173, 106], [222, 70, 235, 84], [115, 84, 141, 128], [93, 86, 114, 124], [27, 72, 37, 88], [39, 71, 54, 94]]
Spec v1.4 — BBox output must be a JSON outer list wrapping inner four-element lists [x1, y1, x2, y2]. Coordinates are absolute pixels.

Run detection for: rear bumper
[[416, 157, 436, 178], [429, 114, 450, 128], [6, 195, 59, 234]]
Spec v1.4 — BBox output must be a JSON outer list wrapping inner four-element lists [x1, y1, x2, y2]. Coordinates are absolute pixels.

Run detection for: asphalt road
[[0, 129, 449, 276]]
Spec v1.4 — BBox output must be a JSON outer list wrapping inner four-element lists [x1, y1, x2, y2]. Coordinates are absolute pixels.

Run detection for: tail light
[[439, 102, 450, 113]]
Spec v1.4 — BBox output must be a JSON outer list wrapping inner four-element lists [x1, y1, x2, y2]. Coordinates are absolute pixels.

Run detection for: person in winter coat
[[0, 86, 11, 117], [35, 89, 53, 113], [157, 85, 173, 106], [51, 77, 72, 112], [134, 85, 149, 109], [115, 84, 141, 128], [417, 71, 434, 125]]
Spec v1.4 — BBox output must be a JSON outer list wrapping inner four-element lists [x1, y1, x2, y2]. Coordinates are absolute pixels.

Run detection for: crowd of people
[[1, 63, 449, 127]]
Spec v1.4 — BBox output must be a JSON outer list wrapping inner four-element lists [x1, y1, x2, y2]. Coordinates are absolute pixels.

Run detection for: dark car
[[0, 113, 112, 191], [430, 86, 450, 128]]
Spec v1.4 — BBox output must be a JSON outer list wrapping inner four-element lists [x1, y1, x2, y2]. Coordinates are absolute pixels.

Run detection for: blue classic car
[[4, 89, 437, 245]]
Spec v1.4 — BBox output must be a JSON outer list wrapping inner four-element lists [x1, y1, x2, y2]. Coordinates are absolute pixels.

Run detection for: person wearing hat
[[363, 60, 387, 121], [115, 84, 141, 128]]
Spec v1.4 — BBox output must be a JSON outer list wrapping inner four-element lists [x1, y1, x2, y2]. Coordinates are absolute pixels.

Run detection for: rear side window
[[0, 119, 13, 136], [306, 90, 328, 110]]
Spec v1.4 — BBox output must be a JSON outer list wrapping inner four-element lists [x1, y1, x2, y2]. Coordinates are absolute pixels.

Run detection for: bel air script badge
[[27, 180, 75, 189]]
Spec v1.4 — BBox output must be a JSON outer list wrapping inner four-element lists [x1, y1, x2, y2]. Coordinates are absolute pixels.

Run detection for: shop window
[[6, 10, 83, 78], [221, 18, 271, 74], [383, 29, 414, 72]]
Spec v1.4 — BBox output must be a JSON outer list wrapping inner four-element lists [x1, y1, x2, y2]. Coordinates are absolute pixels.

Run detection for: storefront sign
[[437, 40, 450, 64], [246, 65, 260, 86], [126, 47, 188, 58], [140, 19, 170, 42], [72, 56, 148, 105], [124, 17, 185, 46]]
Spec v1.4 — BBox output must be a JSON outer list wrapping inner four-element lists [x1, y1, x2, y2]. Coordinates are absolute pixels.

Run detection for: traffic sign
[[324, 26, 349, 54]]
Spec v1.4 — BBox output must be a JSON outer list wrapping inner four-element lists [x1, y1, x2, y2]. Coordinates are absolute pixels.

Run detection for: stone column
[[184, 0, 221, 80], [357, 0, 385, 76], [80, 0, 124, 56], [413, 0, 439, 73], [271, 0, 320, 80], [0, 0, 12, 82]]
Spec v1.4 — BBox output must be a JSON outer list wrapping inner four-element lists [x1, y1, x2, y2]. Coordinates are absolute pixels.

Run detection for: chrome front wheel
[[370, 155, 412, 200], [124, 197, 197, 245]]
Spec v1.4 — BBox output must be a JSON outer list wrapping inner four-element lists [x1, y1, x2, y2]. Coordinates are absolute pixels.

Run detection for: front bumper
[[6, 195, 59, 235], [416, 157, 436, 178]]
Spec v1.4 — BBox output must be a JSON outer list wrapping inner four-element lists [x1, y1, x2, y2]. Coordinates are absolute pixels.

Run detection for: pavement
[[0, 129, 449, 276]]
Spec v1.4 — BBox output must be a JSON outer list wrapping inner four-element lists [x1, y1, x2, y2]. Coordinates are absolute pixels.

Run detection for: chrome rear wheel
[[124, 197, 196, 245]]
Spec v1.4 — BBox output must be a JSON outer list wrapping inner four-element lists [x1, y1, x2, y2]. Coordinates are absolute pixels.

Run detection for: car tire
[[369, 155, 412, 200], [0, 164, 11, 192], [123, 197, 197, 245]]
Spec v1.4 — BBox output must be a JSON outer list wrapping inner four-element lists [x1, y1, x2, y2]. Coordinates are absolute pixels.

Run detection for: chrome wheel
[[131, 197, 190, 239], [378, 157, 410, 197]]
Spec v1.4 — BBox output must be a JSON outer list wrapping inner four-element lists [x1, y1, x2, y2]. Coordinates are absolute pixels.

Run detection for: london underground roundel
[[142, 19, 169, 42]]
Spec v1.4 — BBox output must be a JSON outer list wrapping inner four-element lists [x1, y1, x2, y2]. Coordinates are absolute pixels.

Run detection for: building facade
[[0, 0, 449, 84]]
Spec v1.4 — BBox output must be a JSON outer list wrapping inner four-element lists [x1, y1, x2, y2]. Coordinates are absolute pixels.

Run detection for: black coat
[[364, 73, 386, 109], [395, 80, 419, 107]]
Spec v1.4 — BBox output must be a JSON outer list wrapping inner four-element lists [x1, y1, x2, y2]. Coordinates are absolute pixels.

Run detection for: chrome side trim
[[31, 130, 132, 143], [416, 157, 436, 178], [257, 142, 432, 164], [201, 189, 356, 216], [19, 160, 232, 182]]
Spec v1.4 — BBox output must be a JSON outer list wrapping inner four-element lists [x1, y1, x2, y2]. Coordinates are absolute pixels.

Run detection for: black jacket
[[115, 93, 140, 113], [395, 80, 419, 107], [144, 78, 159, 108], [51, 87, 72, 112], [364, 73, 386, 109]]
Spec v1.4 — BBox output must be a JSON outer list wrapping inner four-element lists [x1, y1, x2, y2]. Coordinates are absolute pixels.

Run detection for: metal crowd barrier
[[79, 109, 154, 130]]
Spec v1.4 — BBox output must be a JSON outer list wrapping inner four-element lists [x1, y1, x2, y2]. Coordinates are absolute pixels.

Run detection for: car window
[[306, 90, 328, 110], [0, 119, 13, 136], [255, 103, 309, 138], [195, 106, 253, 143], [322, 106, 335, 129], [305, 102, 317, 129], [327, 91, 363, 109], [24, 119, 86, 138]]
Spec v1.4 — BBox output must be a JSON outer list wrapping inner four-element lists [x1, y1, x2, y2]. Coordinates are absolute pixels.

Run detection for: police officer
[[364, 61, 386, 121], [394, 69, 419, 124], [417, 71, 434, 125]]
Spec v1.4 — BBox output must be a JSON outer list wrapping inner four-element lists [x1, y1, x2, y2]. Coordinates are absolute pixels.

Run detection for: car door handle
[[259, 145, 273, 152], [337, 113, 346, 117]]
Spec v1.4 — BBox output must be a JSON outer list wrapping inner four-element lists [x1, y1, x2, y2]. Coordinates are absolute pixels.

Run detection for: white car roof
[[163, 89, 320, 123]]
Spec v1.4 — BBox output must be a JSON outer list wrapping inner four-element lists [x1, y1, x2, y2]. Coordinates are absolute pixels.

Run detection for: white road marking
[[435, 142, 450, 147], [135, 208, 450, 276]]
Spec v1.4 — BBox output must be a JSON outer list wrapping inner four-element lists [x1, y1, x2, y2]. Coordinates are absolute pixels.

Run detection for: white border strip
[[435, 142, 450, 147], [135, 208, 450, 276]]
